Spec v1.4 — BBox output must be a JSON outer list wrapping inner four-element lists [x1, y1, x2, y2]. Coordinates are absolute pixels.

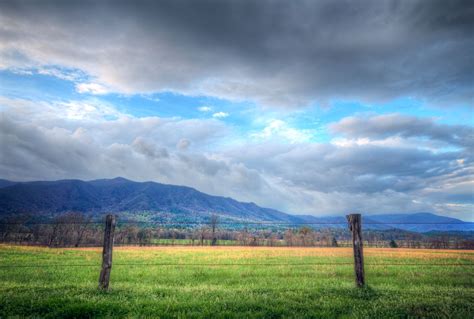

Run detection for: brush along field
[[0, 245, 473, 318]]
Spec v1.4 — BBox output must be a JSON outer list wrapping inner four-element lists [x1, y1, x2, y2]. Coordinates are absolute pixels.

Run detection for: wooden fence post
[[99, 214, 116, 290], [346, 213, 365, 287]]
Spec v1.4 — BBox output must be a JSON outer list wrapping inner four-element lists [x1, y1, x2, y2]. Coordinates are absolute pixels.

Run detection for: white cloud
[[0, 96, 123, 122], [0, 96, 473, 220], [212, 112, 229, 118], [330, 136, 418, 149], [61, 100, 121, 120], [37, 67, 85, 82], [251, 119, 312, 144], [142, 95, 160, 103], [75, 82, 109, 95], [198, 106, 212, 112]]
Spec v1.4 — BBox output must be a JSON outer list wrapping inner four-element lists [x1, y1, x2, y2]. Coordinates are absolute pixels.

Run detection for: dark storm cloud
[[1, 0, 473, 107], [331, 114, 474, 150], [226, 142, 463, 194]]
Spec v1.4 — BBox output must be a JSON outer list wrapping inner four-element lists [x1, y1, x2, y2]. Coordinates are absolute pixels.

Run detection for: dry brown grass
[[2, 244, 472, 261], [71, 245, 474, 261]]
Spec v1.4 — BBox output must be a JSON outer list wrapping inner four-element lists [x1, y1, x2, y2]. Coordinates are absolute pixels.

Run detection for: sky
[[0, 0, 473, 220]]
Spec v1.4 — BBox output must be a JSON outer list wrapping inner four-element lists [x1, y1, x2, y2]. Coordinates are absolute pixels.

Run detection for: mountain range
[[0, 177, 472, 232]]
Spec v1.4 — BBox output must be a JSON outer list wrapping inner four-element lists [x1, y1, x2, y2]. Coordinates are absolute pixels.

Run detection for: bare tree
[[299, 226, 313, 246], [331, 236, 338, 247], [198, 226, 207, 245], [73, 213, 92, 247], [209, 214, 219, 246], [137, 228, 153, 246], [0, 214, 31, 243], [48, 219, 61, 247], [284, 229, 295, 246], [46, 212, 91, 247]]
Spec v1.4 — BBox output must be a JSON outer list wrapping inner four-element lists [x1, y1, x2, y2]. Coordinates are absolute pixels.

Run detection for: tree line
[[1, 212, 473, 249]]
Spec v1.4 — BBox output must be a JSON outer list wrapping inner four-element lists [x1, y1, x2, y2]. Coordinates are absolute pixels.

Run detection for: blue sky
[[0, 0, 472, 220], [2, 69, 471, 142]]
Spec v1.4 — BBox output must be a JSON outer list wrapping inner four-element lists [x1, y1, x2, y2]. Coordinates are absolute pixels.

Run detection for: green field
[[0, 245, 473, 318]]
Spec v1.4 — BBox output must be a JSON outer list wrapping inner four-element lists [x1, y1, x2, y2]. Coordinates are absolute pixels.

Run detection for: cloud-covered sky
[[0, 0, 473, 220]]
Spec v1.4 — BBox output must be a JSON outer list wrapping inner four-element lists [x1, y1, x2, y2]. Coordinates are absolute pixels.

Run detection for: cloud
[[227, 142, 465, 194], [330, 114, 474, 150], [198, 106, 212, 112], [251, 119, 312, 144], [0, 96, 228, 148], [37, 66, 85, 82], [132, 137, 169, 158], [75, 82, 110, 95], [0, 0, 473, 221], [177, 138, 191, 150], [0, 95, 472, 220], [0, 110, 280, 209], [212, 112, 229, 118], [0, 96, 123, 122], [0, 0, 472, 107]]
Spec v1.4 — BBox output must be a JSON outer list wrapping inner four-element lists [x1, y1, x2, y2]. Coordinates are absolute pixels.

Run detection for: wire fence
[[1, 217, 473, 250], [1, 262, 473, 269], [1, 215, 473, 292]]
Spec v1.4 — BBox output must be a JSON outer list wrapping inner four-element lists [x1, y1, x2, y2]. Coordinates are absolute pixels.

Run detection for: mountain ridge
[[0, 177, 472, 232], [0, 177, 301, 222]]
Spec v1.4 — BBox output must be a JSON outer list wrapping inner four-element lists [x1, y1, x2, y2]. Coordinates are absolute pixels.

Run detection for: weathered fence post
[[99, 214, 116, 290], [346, 213, 365, 287]]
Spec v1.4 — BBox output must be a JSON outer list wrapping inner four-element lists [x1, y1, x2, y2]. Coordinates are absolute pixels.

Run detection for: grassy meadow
[[0, 245, 473, 318]]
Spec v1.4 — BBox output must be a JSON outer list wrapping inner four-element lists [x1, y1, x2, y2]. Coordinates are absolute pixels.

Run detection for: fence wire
[[1, 217, 473, 250], [0, 262, 473, 269]]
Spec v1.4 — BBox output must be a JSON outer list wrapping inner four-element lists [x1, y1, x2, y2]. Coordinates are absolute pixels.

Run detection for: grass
[[149, 239, 238, 246], [0, 245, 473, 318]]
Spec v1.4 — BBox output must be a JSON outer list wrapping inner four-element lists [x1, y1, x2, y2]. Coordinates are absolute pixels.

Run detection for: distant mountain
[[0, 178, 472, 232], [299, 213, 473, 232], [366, 213, 473, 232], [0, 177, 301, 223]]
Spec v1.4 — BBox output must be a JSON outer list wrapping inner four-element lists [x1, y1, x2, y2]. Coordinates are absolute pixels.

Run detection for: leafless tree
[[209, 214, 219, 246], [299, 226, 313, 246], [198, 226, 207, 245]]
